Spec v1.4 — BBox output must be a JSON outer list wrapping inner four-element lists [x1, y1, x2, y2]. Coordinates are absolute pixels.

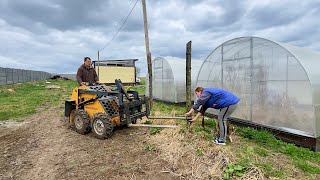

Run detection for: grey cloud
[[246, 1, 320, 30], [1, 0, 142, 32], [247, 7, 301, 29], [0, 0, 319, 76], [184, 1, 246, 32]]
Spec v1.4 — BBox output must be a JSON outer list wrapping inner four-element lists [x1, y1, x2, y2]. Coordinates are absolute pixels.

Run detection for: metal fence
[[0, 67, 51, 85]]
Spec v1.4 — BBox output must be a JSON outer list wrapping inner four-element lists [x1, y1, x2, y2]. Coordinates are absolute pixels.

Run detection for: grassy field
[[1, 79, 320, 179], [0, 80, 78, 121]]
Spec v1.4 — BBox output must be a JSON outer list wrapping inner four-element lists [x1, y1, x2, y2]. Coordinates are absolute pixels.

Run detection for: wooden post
[[186, 41, 192, 112], [142, 0, 153, 109], [97, 50, 100, 78]]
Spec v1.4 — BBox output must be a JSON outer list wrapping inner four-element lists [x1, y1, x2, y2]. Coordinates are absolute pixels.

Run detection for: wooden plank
[[128, 124, 178, 128]]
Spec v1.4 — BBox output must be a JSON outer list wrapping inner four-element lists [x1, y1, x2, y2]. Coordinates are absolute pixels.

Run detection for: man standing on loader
[[76, 57, 99, 85]]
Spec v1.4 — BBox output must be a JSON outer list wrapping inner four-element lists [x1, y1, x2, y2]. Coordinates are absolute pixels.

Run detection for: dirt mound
[[50, 75, 71, 80]]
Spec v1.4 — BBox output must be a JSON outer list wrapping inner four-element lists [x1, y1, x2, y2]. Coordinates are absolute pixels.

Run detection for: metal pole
[[221, 45, 224, 88], [186, 41, 192, 112], [148, 116, 186, 120], [250, 37, 253, 121], [142, 0, 153, 109]]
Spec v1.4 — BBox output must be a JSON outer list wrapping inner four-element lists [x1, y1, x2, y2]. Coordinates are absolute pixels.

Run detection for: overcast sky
[[0, 0, 319, 75]]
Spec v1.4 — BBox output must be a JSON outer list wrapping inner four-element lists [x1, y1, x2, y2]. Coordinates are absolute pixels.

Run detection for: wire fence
[[0, 67, 51, 85]]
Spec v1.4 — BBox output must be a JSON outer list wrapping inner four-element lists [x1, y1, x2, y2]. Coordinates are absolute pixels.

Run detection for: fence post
[[186, 41, 192, 113]]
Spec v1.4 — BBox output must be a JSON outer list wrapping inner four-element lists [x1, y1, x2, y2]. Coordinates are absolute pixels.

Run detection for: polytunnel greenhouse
[[196, 37, 320, 150], [146, 57, 201, 103]]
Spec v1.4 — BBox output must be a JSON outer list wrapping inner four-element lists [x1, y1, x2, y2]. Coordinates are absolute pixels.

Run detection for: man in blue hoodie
[[186, 87, 240, 145]]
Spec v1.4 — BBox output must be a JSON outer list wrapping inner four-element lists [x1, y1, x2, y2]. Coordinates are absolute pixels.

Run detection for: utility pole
[[142, 0, 153, 109], [186, 41, 192, 112]]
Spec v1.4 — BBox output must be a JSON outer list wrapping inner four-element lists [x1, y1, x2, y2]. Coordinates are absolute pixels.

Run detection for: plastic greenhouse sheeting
[[196, 37, 320, 138], [146, 56, 202, 103]]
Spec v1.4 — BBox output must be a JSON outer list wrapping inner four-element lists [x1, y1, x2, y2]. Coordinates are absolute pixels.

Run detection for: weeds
[[150, 128, 161, 135], [144, 120, 153, 124], [223, 163, 246, 180], [144, 144, 157, 151], [196, 148, 204, 156]]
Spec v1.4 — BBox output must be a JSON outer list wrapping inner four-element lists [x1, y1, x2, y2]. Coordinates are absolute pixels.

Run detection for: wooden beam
[[148, 116, 186, 120]]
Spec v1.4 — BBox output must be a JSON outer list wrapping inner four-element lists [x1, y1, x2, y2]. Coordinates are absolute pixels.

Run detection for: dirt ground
[[0, 104, 230, 180]]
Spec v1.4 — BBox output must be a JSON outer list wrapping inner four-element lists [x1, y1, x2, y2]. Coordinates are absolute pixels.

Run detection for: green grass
[[129, 84, 145, 95], [254, 147, 269, 157], [191, 118, 216, 140], [0, 80, 78, 121], [255, 163, 284, 178], [151, 101, 185, 116], [129, 77, 146, 95], [139, 77, 146, 85], [237, 127, 320, 174]]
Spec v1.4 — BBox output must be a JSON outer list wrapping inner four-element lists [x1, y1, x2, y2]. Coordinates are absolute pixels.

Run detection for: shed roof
[[93, 59, 138, 67]]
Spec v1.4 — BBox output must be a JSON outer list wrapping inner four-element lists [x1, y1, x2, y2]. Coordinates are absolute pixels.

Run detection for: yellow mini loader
[[64, 79, 149, 139]]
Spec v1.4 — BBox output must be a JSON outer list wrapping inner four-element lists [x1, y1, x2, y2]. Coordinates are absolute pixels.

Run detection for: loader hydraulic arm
[[78, 95, 102, 108]]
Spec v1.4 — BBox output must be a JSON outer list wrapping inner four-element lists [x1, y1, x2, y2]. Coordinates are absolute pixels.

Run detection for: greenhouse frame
[[146, 57, 201, 103], [196, 37, 320, 150]]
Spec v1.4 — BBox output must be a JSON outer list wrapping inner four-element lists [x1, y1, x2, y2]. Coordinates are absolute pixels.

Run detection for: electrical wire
[[99, 0, 139, 52]]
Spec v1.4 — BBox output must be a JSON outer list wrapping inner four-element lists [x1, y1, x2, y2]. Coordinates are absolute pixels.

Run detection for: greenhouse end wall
[[146, 57, 201, 103], [196, 37, 320, 139]]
